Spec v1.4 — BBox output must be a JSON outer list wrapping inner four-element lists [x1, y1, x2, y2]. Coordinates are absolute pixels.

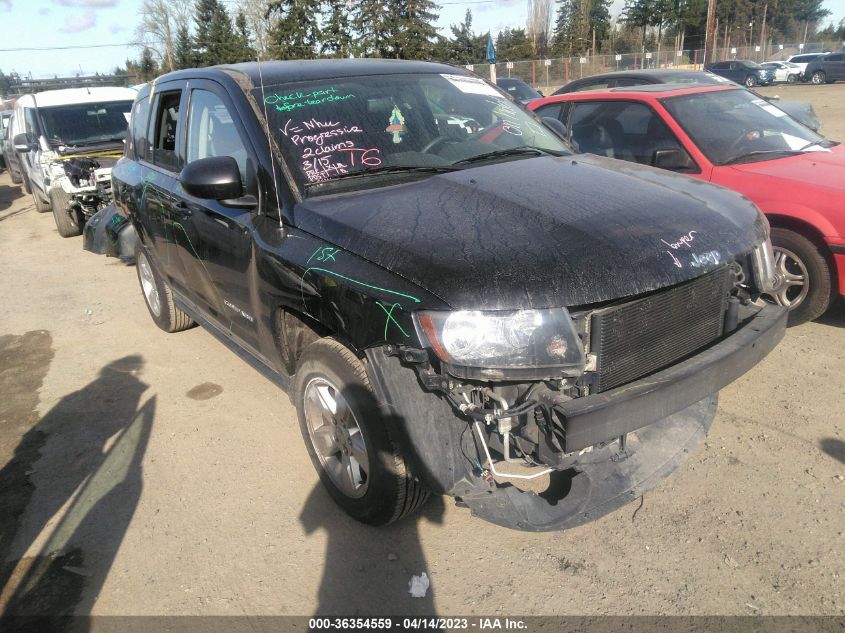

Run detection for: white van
[[11, 86, 136, 236]]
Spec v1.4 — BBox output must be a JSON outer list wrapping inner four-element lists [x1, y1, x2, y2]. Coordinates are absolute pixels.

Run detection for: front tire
[[8, 158, 23, 184], [49, 188, 81, 237], [811, 71, 826, 84], [767, 227, 832, 326], [293, 338, 429, 526], [135, 246, 194, 333]]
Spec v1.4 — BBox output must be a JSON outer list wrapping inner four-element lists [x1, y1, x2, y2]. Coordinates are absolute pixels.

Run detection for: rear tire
[[49, 188, 81, 237], [293, 338, 430, 526], [135, 246, 194, 333], [768, 227, 832, 326], [787, 74, 798, 84], [745, 75, 757, 87], [811, 71, 826, 84]]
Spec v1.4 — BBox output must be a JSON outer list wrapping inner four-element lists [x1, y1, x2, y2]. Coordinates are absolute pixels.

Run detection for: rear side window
[[534, 103, 562, 120], [24, 108, 40, 137], [149, 91, 182, 171], [130, 96, 150, 161], [827, 54, 843, 62]]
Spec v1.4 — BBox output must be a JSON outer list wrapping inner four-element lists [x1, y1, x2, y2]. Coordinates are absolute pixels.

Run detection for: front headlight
[[414, 308, 585, 374], [752, 239, 778, 294]]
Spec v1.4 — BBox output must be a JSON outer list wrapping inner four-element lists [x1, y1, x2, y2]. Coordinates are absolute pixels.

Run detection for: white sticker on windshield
[[781, 133, 830, 151], [123, 112, 131, 123], [442, 73, 501, 97], [761, 104, 787, 117]]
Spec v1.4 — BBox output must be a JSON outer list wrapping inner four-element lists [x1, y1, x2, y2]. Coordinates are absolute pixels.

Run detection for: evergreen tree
[[174, 23, 194, 69], [139, 47, 160, 82], [234, 11, 257, 61], [193, 0, 217, 65], [354, 0, 390, 57], [496, 28, 534, 60], [443, 10, 487, 63], [321, 0, 352, 58], [391, 0, 440, 59], [267, 0, 322, 59], [207, 2, 237, 64]]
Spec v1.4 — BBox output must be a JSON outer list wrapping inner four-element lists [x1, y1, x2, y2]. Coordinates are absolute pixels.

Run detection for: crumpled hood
[[294, 154, 766, 310]]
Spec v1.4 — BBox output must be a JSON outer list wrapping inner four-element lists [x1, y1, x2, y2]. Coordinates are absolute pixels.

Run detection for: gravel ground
[[0, 83, 843, 619]]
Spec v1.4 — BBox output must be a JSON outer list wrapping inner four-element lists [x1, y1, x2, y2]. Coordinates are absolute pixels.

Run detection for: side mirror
[[653, 148, 693, 171], [542, 117, 568, 140], [13, 133, 33, 153], [180, 156, 244, 201]]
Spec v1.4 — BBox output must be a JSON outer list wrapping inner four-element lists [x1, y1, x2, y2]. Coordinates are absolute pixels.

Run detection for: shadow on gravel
[[819, 438, 845, 465], [301, 482, 445, 617], [0, 350, 155, 627], [0, 183, 26, 217], [817, 298, 845, 328]]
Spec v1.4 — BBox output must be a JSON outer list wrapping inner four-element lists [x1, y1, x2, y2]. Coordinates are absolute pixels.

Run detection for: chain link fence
[[459, 40, 845, 93]]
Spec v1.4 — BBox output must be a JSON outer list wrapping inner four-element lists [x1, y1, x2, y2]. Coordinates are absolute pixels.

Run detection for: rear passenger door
[[824, 54, 845, 80], [170, 79, 260, 349]]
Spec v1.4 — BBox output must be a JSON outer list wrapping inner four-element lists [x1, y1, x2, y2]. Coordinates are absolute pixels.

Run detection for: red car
[[529, 84, 845, 325]]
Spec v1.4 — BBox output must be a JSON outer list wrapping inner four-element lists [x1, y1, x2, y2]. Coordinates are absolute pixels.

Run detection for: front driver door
[[170, 80, 260, 350]]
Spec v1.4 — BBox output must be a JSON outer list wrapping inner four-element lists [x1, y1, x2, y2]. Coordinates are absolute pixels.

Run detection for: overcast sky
[[1, 0, 844, 79]]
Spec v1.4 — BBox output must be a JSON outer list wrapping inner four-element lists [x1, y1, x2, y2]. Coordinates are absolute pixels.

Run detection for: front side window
[[38, 101, 132, 148], [150, 91, 181, 171], [662, 88, 835, 165], [254, 72, 568, 195], [24, 108, 40, 137], [568, 100, 693, 169], [186, 89, 249, 181]]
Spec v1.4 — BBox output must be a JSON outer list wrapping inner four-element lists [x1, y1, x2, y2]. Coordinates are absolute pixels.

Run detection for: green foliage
[[233, 11, 257, 62], [173, 23, 194, 69], [497, 28, 534, 60], [139, 47, 160, 82], [436, 9, 487, 64], [390, 0, 440, 59], [321, 0, 352, 58], [553, 0, 612, 56], [268, 0, 322, 59]]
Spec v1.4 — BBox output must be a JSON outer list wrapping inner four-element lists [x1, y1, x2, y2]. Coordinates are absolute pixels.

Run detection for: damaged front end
[[52, 154, 119, 220], [367, 247, 786, 531]]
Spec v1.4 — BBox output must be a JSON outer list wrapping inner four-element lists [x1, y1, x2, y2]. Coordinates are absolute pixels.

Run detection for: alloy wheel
[[765, 246, 809, 309], [303, 377, 370, 498], [138, 253, 162, 317]]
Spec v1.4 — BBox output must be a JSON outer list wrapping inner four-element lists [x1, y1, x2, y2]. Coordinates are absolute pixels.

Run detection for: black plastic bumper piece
[[82, 204, 137, 264], [555, 303, 786, 452]]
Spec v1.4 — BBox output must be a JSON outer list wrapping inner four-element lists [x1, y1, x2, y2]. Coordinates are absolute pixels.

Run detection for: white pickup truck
[[11, 86, 136, 236]]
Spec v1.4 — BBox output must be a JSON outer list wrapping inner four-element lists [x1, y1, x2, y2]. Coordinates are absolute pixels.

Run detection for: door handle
[[172, 201, 192, 217]]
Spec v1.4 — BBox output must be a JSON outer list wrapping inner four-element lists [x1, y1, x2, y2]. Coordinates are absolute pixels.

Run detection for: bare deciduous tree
[[239, 0, 272, 56], [527, 0, 554, 57], [135, 0, 192, 73]]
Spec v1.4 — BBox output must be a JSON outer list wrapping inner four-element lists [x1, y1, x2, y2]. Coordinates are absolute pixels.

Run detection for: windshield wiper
[[451, 146, 560, 167], [304, 165, 457, 186], [721, 149, 804, 165], [722, 140, 835, 165]]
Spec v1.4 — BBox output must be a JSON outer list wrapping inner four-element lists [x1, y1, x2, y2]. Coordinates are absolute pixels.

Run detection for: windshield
[[499, 80, 542, 101], [39, 100, 133, 147], [255, 72, 568, 193], [662, 89, 831, 165]]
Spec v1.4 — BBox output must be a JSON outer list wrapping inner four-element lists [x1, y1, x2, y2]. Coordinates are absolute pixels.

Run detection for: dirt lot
[[1, 83, 844, 620]]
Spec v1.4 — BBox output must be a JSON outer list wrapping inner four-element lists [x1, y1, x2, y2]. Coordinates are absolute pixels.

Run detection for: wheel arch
[[766, 213, 840, 297]]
